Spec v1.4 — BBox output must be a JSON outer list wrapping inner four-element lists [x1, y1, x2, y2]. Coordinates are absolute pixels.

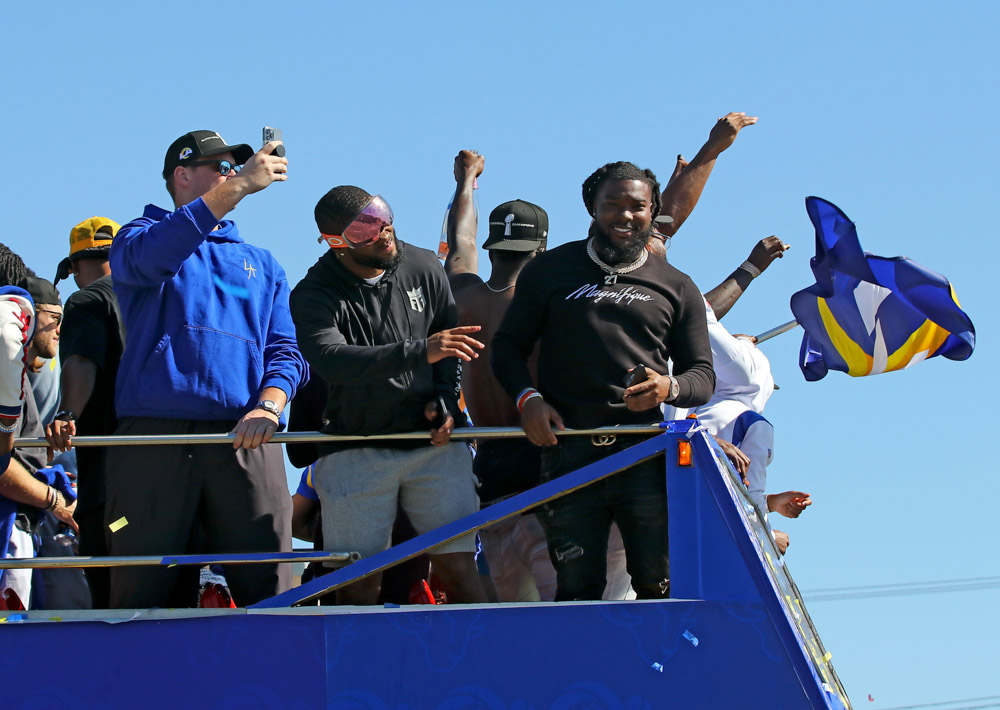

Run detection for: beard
[[353, 249, 403, 272], [352, 239, 404, 272], [589, 221, 653, 265]]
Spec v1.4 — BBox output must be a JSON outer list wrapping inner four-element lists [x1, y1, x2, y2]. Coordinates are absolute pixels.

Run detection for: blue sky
[[5, 2, 998, 705]]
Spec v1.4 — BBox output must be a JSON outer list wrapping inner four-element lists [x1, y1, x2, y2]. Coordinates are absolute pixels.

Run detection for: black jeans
[[536, 435, 668, 601]]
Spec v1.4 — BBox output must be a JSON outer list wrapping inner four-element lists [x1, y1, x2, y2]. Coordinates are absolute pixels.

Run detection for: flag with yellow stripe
[[789, 197, 974, 381]]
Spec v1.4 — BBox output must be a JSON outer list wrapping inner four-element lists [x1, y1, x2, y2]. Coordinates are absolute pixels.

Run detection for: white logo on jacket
[[407, 286, 425, 313], [565, 283, 652, 305]]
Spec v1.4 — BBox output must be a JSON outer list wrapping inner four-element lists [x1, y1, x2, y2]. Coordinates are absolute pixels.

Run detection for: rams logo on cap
[[179, 147, 193, 160]]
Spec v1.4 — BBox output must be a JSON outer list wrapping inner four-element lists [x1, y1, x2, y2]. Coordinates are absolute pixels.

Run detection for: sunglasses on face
[[188, 160, 242, 176], [321, 195, 395, 249], [36, 309, 63, 326]]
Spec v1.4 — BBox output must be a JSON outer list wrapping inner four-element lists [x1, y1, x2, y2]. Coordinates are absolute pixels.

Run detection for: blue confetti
[[213, 275, 250, 298], [383, 603, 400, 608], [651, 662, 664, 672], [682, 630, 699, 647], [7, 614, 25, 622]]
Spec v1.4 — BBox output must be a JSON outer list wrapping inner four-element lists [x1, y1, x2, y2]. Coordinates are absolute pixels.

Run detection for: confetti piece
[[383, 603, 400, 608], [823, 651, 832, 662], [651, 662, 664, 672], [6, 614, 24, 622], [682, 630, 699, 647], [109, 517, 129, 533], [48, 617, 62, 622]]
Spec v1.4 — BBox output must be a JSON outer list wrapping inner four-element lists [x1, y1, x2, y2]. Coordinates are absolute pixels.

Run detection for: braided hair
[[314, 185, 374, 235], [0, 243, 27, 288], [581, 162, 661, 219]]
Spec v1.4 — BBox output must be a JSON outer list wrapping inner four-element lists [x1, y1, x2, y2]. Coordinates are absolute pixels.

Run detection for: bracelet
[[45, 487, 59, 512], [738, 261, 761, 279], [516, 388, 542, 413], [0, 419, 17, 434]]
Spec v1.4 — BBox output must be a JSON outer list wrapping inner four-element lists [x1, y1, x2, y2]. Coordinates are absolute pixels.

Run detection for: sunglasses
[[651, 231, 672, 251], [188, 160, 242, 176], [36, 309, 63, 326], [321, 195, 394, 249]]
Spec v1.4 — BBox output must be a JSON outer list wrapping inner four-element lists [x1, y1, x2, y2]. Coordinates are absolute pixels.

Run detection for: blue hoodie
[[110, 198, 307, 422]]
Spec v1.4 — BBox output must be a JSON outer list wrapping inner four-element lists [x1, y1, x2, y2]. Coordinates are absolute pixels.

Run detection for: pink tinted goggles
[[321, 195, 394, 249]]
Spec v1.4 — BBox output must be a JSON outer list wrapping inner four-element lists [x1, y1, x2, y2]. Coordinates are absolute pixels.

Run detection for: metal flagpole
[[754, 319, 799, 344]]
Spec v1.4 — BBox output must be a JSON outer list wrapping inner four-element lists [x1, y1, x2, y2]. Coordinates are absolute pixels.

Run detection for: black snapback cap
[[162, 130, 254, 179], [484, 200, 549, 252]]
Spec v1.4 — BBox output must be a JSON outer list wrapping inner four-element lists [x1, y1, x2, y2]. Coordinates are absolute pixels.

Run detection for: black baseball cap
[[162, 130, 254, 179], [484, 200, 549, 252]]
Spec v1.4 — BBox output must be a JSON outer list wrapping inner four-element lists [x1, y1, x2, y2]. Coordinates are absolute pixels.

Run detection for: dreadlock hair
[[0, 243, 27, 288], [314, 185, 374, 235], [581, 161, 661, 219]]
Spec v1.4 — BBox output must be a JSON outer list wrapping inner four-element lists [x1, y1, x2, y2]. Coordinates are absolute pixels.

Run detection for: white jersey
[[693, 299, 775, 515], [0, 288, 35, 419]]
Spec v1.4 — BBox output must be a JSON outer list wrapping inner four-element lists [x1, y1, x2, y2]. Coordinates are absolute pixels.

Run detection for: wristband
[[516, 388, 542, 413], [45, 487, 59, 511], [738, 261, 761, 279]]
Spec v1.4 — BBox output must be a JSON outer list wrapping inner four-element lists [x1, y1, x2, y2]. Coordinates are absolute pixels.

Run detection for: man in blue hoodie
[[104, 130, 308, 608]]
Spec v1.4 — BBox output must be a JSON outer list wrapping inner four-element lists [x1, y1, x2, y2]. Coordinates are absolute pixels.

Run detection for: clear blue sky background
[[5, 2, 998, 706]]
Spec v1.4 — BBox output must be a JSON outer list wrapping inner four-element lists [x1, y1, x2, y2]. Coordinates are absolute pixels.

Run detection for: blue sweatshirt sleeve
[[110, 199, 219, 287], [260, 264, 308, 401]]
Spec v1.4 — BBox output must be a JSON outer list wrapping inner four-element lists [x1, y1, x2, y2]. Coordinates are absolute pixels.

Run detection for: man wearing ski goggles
[[319, 195, 394, 250], [293, 184, 487, 606]]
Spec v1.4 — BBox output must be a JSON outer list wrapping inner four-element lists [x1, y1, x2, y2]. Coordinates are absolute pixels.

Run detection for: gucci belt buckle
[[591, 434, 617, 447]]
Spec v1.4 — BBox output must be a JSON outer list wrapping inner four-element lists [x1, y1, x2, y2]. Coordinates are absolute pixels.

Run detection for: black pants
[[105, 418, 292, 608], [537, 435, 668, 601]]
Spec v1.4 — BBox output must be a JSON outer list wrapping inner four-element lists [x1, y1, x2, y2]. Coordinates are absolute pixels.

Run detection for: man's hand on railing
[[773, 529, 789, 555], [713, 436, 749, 486], [46, 417, 76, 457], [520, 396, 565, 447], [232, 408, 278, 450]]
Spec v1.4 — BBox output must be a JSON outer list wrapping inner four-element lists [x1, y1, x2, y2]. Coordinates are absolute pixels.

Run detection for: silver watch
[[665, 376, 680, 402], [255, 400, 282, 417]]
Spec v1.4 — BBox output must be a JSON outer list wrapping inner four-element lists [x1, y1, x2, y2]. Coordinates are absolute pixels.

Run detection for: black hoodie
[[290, 241, 464, 456]]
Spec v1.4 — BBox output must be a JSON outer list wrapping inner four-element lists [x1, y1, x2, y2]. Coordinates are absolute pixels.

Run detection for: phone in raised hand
[[263, 126, 285, 157]]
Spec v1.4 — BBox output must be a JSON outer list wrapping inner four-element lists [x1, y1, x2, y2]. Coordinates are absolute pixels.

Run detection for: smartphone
[[263, 126, 285, 157], [624, 364, 649, 388], [431, 396, 449, 430]]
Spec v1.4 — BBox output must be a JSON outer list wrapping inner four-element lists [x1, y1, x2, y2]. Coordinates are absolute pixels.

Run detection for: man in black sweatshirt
[[491, 162, 715, 601], [290, 186, 486, 605]]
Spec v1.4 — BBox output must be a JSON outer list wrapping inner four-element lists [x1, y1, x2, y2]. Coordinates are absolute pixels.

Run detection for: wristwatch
[[664, 376, 680, 403], [255, 400, 282, 417], [54, 410, 76, 422]]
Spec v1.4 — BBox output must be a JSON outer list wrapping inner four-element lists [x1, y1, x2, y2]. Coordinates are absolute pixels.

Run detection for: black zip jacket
[[290, 241, 464, 456]]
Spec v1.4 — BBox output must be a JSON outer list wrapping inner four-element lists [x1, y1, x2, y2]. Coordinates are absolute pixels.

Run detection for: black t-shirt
[[492, 239, 716, 429], [59, 275, 125, 508]]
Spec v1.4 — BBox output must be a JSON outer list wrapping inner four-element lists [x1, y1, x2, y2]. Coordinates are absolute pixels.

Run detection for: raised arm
[[659, 112, 758, 237], [704, 236, 789, 319], [445, 150, 485, 286]]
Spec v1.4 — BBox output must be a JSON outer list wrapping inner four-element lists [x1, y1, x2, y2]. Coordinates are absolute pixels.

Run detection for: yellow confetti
[[0, 618, 6, 624], [823, 652, 832, 662], [109, 516, 129, 533], [48, 617, 62, 622]]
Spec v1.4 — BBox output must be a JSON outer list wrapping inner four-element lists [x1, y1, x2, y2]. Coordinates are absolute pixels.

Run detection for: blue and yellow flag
[[789, 197, 975, 381]]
